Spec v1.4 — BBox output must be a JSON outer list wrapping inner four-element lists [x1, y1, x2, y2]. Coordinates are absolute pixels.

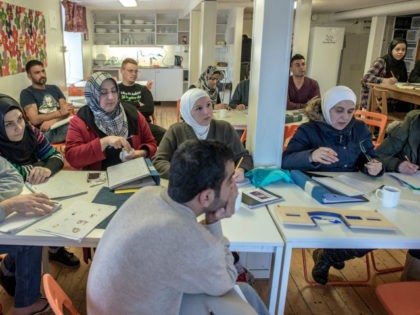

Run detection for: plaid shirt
[[360, 57, 386, 109]]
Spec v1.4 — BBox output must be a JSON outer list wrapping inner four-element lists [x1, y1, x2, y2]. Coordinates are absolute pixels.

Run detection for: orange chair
[[42, 273, 80, 315], [354, 110, 387, 149], [376, 281, 420, 315], [283, 124, 299, 151], [146, 80, 154, 91], [240, 128, 247, 145], [176, 99, 181, 122]]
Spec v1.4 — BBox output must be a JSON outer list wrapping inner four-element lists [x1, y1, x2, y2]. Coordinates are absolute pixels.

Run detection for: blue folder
[[290, 170, 368, 204]]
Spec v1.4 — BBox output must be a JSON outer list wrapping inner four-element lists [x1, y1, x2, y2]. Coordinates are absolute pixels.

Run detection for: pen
[[390, 70, 395, 78], [235, 156, 244, 171], [405, 155, 411, 163]]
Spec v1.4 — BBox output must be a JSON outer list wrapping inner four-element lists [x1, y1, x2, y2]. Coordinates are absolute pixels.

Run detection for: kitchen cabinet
[[137, 68, 184, 102], [92, 11, 189, 46]]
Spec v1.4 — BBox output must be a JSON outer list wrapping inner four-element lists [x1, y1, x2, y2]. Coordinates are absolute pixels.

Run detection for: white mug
[[375, 185, 400, 208], [235, 191, 243, 211], [219, 109, 227, 118]]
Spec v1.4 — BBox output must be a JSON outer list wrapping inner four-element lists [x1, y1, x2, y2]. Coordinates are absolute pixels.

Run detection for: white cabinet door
[[154, 69, 183, 102], [137, 69, 156, 98]]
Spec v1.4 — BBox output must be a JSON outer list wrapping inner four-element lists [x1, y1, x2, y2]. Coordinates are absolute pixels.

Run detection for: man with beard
[[20, 60, 74, 143], [87, 140, 269, 315], [287, 54, 320, 110]]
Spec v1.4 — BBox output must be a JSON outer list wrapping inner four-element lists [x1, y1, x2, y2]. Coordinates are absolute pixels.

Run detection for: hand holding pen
[[398, 155, 419, 175], [101, 135, 132, 151], [384, 70, 398, 85]]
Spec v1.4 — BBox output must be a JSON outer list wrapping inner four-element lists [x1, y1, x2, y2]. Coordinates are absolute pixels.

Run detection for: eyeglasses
[[99, 89, 118, 96]]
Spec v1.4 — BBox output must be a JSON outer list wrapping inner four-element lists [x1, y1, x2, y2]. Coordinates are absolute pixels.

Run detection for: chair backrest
[[240, 128, 247, 145], [354, 110, 387, 148], [376, 281, 420, 315], [176, 99, 181, 122], [42, 273, 80, 315], [371, 87, 389, 115], [283, 124, 299, 151]]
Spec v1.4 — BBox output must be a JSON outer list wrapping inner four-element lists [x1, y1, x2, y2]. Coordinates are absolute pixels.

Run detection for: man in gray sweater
[[87, 140, 268, 315]]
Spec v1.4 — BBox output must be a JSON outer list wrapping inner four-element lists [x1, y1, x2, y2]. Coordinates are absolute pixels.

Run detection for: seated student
[[287, 54, 320, 110], [229, 79, 249, 111], [118, 58, 166, 145], [0, 156, 55, 315], [87, 139, 269, 315], [409, 60, 420, 83], [361, 38, 411, 111], [198, 66, 229, 110], [152, 88, 253, 182], [0, 94, 79, 268], [376, 109, 420, 280], [65, 72, 157, 170], [282, 86, 383, 284]]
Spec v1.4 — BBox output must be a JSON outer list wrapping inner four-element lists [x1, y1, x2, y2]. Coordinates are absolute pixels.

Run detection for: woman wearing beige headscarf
[[152, 88, 252, 181]]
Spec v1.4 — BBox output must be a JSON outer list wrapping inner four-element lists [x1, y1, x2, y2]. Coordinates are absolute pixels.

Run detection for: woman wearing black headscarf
[[361, 38, 409, 110], [0, 94, 63, 184]]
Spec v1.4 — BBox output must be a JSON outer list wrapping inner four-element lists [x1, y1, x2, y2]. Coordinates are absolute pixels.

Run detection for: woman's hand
[[214, 103, 229, 110], [236, 104, 247, 111], [125, 149, 148, 160], [101, 136, 131, 152], [310, 147, 339, 164], [26, 167, 52, 184], [398, 161, 419, 174], [365, 159, 383, 176], [383, 77, 398, 85], [233, 168, 245, 183]]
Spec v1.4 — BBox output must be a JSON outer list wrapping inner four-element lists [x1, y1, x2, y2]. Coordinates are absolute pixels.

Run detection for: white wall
[[0, 0, 65, 100]]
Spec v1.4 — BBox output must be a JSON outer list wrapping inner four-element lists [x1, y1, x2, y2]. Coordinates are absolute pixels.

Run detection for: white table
[[265, 172, 420, 314], [1, 171, 284, 314], [214, 109, 248, 130]]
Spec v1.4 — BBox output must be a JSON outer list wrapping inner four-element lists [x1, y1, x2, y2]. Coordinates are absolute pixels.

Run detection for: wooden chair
[[302, 249, 403, 286], [371, 86, 390, 115], [42, 273, 80, 315], [354, 110, 387, 149], [375, 281, 420, 315]]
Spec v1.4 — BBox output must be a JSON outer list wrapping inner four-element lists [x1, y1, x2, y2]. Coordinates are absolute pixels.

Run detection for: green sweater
[[376, 110, 420, 171], [152, 119, 253, 178]]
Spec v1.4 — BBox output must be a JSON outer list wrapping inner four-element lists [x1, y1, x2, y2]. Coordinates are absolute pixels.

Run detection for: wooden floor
[[0, 103, 404, 314]]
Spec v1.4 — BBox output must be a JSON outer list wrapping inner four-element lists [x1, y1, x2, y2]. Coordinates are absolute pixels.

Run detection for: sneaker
[[0, 267, 15, 296], [49, 247, 80, 268], [313, 249, 345, 270]]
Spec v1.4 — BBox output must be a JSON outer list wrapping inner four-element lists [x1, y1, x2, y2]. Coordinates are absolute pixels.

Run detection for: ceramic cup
[[375, 185, 400, 208], [235, 191, 242, 211], [219, 109, 227, 118]]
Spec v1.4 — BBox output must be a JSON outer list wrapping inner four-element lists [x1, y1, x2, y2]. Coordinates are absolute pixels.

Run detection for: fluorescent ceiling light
[[119, 0, 137, 7]]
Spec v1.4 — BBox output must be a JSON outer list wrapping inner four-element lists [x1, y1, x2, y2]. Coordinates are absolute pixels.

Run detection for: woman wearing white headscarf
[[282, 86, 383, 285], [153, 88, 252, 181]]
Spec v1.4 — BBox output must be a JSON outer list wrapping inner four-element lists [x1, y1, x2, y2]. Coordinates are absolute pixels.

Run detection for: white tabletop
[[265, 172, 420, 314], [213, 109, 248, 130]]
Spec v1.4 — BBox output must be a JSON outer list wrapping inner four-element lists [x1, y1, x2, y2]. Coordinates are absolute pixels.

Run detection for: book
[[107, 157, 160, 191], [290, 170, 368, 204], [388, 172, 420, 190], [241, 187, 284, 209], [0, 203, 61, 234], [25, 178, 88, 200], [312, 175, 376, 197], [37, 200, 116, 241]]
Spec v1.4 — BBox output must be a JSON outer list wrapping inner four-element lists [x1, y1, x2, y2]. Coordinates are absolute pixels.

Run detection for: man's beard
[[36, 77, 47, 85]]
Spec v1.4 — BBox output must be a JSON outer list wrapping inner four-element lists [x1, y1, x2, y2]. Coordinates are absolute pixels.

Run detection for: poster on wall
[[0, 1, 47, 77]]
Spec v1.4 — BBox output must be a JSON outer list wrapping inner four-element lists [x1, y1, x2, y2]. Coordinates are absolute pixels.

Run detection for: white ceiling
[[74, 0, 411, 14]]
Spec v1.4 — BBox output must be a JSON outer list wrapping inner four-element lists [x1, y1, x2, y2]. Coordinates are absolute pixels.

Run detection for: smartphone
[[87, 172, 101, 182]]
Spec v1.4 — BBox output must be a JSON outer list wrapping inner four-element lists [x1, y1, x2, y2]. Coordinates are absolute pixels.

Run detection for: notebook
[[107, 157, 160, 190], [241, 187, 284, 209], [37, 200, 116, 241], [25, 179, 88, 200], [388, 172, 420, 190]]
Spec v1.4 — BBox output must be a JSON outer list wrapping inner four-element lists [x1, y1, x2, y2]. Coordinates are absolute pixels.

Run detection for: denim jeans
[[43, 123, 69, 144], [0, 245, 42, 307]]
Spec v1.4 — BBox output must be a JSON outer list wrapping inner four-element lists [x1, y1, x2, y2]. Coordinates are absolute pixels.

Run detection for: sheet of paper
[[37, 200, 116, 241], [25, 179, 88, 200], [312, 176, 364, 197], [388, 172, 420, 189]]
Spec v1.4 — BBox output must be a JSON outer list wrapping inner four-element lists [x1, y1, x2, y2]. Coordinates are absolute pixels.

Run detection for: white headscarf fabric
[[180, 88, 211, 140], [321, 86, 357, 126]]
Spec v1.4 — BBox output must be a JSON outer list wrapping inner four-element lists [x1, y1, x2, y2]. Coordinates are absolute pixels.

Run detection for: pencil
[[405, 155, 411, 163], [235, 156, 244, 171], [390, 70, 395, 78]]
